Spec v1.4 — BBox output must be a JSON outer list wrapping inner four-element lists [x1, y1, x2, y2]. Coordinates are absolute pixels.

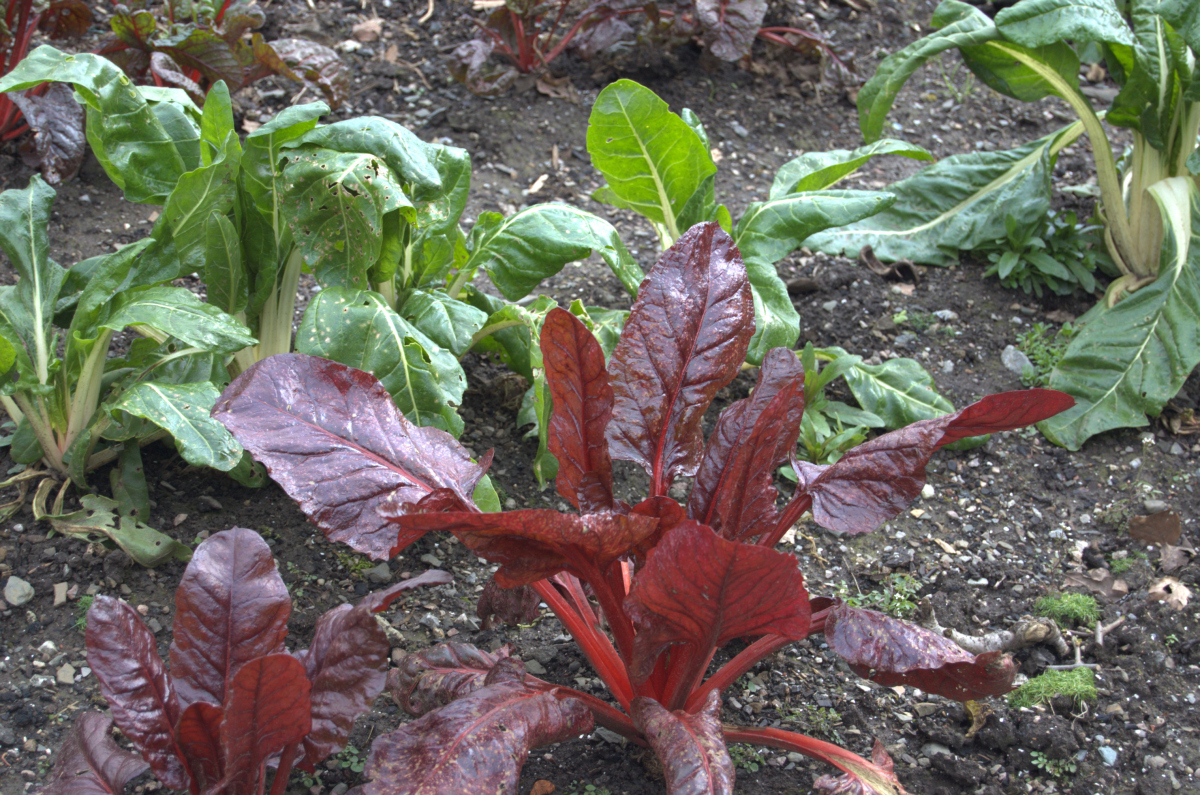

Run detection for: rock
[[331, 784, 350, 795], [56, 664, 75, 685], [594, 727, 626, 745], [941, 360, 954, 374], [30, 674, 55, 689], [147, 618, 163, 634], [915, 703, 938, 717], [731, 122, 749, 138], [921, 742, 952, 758], [1146, 755, 1168, 769], [419, 613, 441, 630], [523, 659, 547, 675], [933, 310, 958, 321], [1001, 345, 1033, 375], [419, 553, 443, 567], [1169, 441, 1186, 456], [921, 483, 935, 499], [1099, 746, 1118, 766], [37, 641, 58, 660], [894, 332, 918, 348], [4, 577, 33, 607], [0, 724, 15, 746], [364, 563, 392, 584], [1144, 499, 1170, 514], [822, 300, 838, 312], [53, 583, 68, 607]]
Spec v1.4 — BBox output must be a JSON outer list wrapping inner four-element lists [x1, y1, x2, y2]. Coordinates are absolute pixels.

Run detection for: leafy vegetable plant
[[812, 0, 1200, 449], [214, 221, 1074, 793], [41, 526, 451, 795], [979, 210, 1109, 297]]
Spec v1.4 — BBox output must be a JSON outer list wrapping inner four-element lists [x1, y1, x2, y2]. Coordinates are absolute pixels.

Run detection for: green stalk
[[0, 395, 24, 426], [465, 319, 526, 355], [446, 264, 475, 301], [63, 328, 114, 453], [376, 276, 398, 310], [13, 393, 64, 473]]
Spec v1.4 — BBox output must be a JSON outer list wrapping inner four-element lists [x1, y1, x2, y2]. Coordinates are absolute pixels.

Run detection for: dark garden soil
[[2, 0, 1200, 793]]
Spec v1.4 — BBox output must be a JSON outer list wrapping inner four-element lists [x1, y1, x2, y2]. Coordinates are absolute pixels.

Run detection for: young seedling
[[215, 222, 1075, 793]]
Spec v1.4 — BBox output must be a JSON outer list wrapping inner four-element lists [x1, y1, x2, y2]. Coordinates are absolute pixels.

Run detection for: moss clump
[[1035, 592, 1100, 627], [1008, 668, 1097, 710]]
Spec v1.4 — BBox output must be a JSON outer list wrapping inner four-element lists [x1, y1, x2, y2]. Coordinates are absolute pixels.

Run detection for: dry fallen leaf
[[1129, 510, 1182, 545], [384, 43, 400, 64], [529, 782, 556, 795], [964, 699, 991, 740], [1044, 309, 1076, 324], [933, 537, 957, 555], [242, 119, 262, 133], [1064, 568, 1129, 599], [1148, 577, 1192, 610], [353, 18, 383, 42], [535, 74, 578, 103], [525, 173, 548, 196], [1161, 537, 1196, 573]]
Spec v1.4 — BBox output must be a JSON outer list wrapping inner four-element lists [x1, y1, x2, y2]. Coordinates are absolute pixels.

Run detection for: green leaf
[[163, 131, 242, 279], [470, 204, 641, 300], [241, 101, 329, 217], [959, 40, 1080, 103], [103, 285, 257, 354], [994, 0, 1133, 48], [734, 190, 894, 361], [226, 451, 268, 487], [830, 350, 956, 427], [204, 213, 248, 315], [770, 140, 933, 198], [472, 474, 501, 513], [111, 442, 152, 522], [586, 79, 716, 240], [399, 290, 488, 358], [199, 80, 234, 166], [822, 400, 885, 428], [517, 375, 558, 489], [463, 288, 535, 382], [0, 47, 190, 203], [111, 381, 243, 470], [1040, 177, 1200, 449], [296, 288, 466, 435], [35, 491, 190, 567]]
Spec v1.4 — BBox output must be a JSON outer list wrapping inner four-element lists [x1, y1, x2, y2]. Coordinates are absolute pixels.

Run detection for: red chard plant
[[214, 222, 1073, 794], [42, 527, 450, 795]]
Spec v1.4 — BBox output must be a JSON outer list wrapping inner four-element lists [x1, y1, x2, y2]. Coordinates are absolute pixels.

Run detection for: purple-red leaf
[[39, 712, 149, 795], [791, 389, 1073, 536], [388, 642, 514, 717], [158, 27, 245, 87], [625, 521, 810, 680], [477, 579, 543, 628], [542, 307, 615, 512], [294, 606, 389, 770], [259, 38, 351, 107], [39, 0, 93, 39], [631, 691, 733, 795], [358, 569, 454, 614], [813, 739, 910, 795], [218, 654, 312, 795], [85, 596, 189, 790], [821, 602, 1017, 701], [607, 223, 754, 496], [688, 347, 804, 541], [168, 527, 291, 710], [213, 354, 489, 560], [359, 660, 592, 795], [381, 509, 658, 587], [696, 0, 767, 60], [11, 83, 86, 185], [177, 702, 223, 793]]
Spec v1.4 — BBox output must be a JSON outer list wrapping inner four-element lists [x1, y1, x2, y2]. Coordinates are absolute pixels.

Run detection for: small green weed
[[1109, 556, 1134, 575], [332, 744, 367, 774], [980, 210, 1112, 297], [1016, 322, 1077, 387], [335, 551, 374, 577], [728, 744, 767, 773], [75, 594, 94, 633], [835, 573, 921, 619], [564, 784, 612, 795], [1008, 668, 1097, 710], [1034, 593, 1100, 628], [1031, 750, 1078, 780], [1164, 633, 1180, 648], [785, 705, 843, 743]]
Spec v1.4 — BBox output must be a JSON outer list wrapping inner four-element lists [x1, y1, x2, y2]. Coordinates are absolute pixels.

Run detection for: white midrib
[[615, 97, 678, 240]]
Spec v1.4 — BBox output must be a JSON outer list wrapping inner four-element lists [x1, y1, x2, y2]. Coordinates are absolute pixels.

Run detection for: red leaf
[[85, 597, 189, 790], [383, 509, 658, 587], [542, 307, 615, 512], [158, 27, 245, 87], [625, 521, 810, 680], [813, 739, 909, 795], [697, 0, 767, 60], [357, 569, 455, 614], [213, 354, 489, 560], [39, 712, 149, 795], [218, 654, 313, 795], [724, 729, 911, 795], [10, 84, 86, 185], [168, 528, 291, 710], [477, 579, 543, 627], [631, 692, 733, 795], [360, 660, 592, 795], [791, 389, 1072, 536], [688, 348, 805, 541], [177, 702, 223, 792], [39, 0, 92, 39], [388, 642, 514, 717], [110, 8, 155, 48], [150, 52, 204, 104], [295, 606, 389, 770], [262, 39, 351, 107], [607, 223, 754, 496], [822, 602, 1017, 701]]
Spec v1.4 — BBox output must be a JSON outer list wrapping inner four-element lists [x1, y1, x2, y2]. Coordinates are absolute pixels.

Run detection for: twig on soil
[[1046, 637, 1099, 671], [419, 0, 435, 23], [800, 533, 828, 566], [918, 599, 1071, 657], [1094, 615, 1125, 648]]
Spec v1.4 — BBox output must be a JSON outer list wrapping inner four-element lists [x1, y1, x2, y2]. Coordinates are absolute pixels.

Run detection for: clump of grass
[[1034, 592, 1100, 628], [1008, 668, 1097, 710], [75, 594, 94, 633]]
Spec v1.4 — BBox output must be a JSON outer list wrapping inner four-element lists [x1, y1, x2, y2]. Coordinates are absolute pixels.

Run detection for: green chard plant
[[808, 0, 1200, 450]]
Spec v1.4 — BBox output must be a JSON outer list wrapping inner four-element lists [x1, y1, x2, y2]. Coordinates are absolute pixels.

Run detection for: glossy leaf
[[607, 223, 753, 495], [40, 0, 92, 38], [357, 569, 455, 614], [389, 642, 514, 716], [399, 290, 488, 358], [477, 580, 543, 627], [85, 597, 189, 790], [158, 27, 244, 87], [218, 654, 312, 795], [103, 285, 256, 354], [169, 527, 291, 709], [265, 39, 351, 107], [160, 132, 241, 278], [821, 602, 1017, 700], [994, 0, 1132, 48], [176, 702, 223, 793], [696, 0, 766, 61], [631, 692, 733, 795], [10, 83, 86, 185], [0, 175, 63, 379], [688, 347, 805, 541], [626, 521, 810, 679], [359, 660, 592, 795], [111, 382, 244, 471], [204, 212, 248, 315], [213, 354, 487, 559], [542, 307, 615, 512], [830, 350, 955, 428], [39, 712, 149, 795], [770, 140, 933, 198]]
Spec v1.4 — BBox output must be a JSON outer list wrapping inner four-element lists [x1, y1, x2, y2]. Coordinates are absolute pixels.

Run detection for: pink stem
[[532, 579, 633, 709]]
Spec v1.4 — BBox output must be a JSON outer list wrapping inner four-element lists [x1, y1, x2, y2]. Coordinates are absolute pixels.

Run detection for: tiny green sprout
[[1035, 592, 1100, 628], [891, 309, 909, 325], [1031, 750, 1078, 780], [75, 594, 94, 633], [728, 744, 767, 773], [1164, 633, 1180, 648], [1109, 556, 1134, 575], [1008, 668, 1097, 710]]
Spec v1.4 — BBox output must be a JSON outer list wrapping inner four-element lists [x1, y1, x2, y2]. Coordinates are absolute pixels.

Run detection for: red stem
[[569, 556, 636, 667], [684, 634, 791, 713], [529, 681, 644, 743], [759, 492, 811, 549], [722, 725, 891, 785], [662, 645, 715, 712], [2, 122, 29, 140], [532, 579, 633, 709], [268, 743, 299, 795], [214, 0, 234, 24]]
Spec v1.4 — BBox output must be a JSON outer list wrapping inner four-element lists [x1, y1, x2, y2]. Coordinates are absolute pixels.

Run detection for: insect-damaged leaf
[[813, 739, 910, 795], [790, 389, 1073, 535], [388, 642, 515, 717], [360, 659, 593, 795], [381, 509, 659, 587], [39, 712, 149, 795], [169, 527, 291, 710], [541, 308, 615, 512], [607, 222, 754, 496], [821, 602, 1017, 701], [631, 692, 733, 795], [10, 83, 86, 185], [625, 521, 810, 680], [688, 347, 804, 541], [213, 354, 489, 560], [85, 598, 188, 790]]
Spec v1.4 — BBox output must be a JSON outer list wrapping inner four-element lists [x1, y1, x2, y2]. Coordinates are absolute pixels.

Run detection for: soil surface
[[2, 0, 1200, 794]]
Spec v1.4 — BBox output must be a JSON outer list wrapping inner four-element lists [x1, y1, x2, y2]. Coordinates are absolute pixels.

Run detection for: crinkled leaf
[[828, 349, 955, 428], [35, 492, 191, 567], [85, 597, 188, 790], [218, 654, 312, 795], [607, 222, 754, 495], [631, 692, 733, 795], [399, 290, 488, 358], [157, 27, 244, 87], [169, 527, 291, 709], [112, 382, 244, 471], [176, 702, 222, 793], [770, 140, 933, 198], [696, 0, 766, 60], [688, 347, 805, 541], [39, 712, 149, 795], [10, 83, 86, 185], [449, 39, 521, 96], [389, 642, 514, 716], [477, 580, 543, 628], [542, 307, 615, 512], [994, 0, 1132, 48], [625, 521, 810, 680], [360, 661, 592, 795], [822, 602, 1017, 700], [266, 39, 351, 107], [213, 354, 487, 559]]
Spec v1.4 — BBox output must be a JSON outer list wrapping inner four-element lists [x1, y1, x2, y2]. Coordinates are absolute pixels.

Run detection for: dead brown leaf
[[1064, 568, 1129, 599], [964, 700, 991, 740], [536, 74, 579, 104], [1161, 537, 1195, 573], [1044, 309, 1076, 324], [858, 244, 921, 284], [1129, 510, 1182, 545], [352, 18, 383, 41], [1085, 62, 1107, 83], [530, 782, 556, 795], [384, 43, 400, 63], [1147, 577, 1192, 610]]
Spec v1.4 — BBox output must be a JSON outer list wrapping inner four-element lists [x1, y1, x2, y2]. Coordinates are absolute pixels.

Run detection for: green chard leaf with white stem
[[297, 287, 467, 436], [100, 286, 257, 355], [399, 290, 488, 358], [34, 490, 190, 567], [111, 382, 243, 471], [1040, 178, 1200, 449], [204, 213, 248, 316], [820, 346, 955, 427], [770, 140, 934, 197], [161, 130, 243, 279]]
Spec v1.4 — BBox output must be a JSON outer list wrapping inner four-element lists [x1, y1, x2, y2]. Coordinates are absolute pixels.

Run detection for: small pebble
[[1144, 499, 1169, 513], [56, 664, 75, 685], [4, 576, 33, 607], [420, 553, 443, 567], [53, 583, 68, 607], [364, 563, 392, 584], [1099, 747, 1118, 766], [1001, 345, 1033, 376], [731, 122, 749, 138]]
